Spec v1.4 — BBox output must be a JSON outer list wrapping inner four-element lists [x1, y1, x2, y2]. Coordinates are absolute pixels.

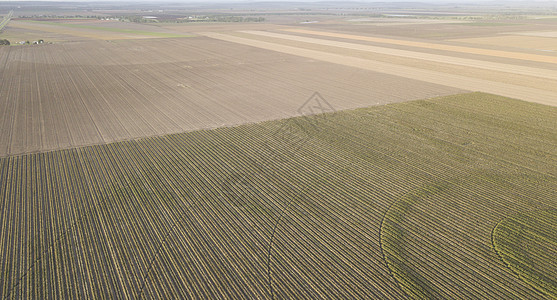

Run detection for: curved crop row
[[493, 209, 557, 298]]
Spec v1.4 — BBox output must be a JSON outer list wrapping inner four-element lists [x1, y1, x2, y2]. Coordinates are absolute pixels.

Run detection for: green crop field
[[493, 209, 557, 298], [0, 92, 555, 298]]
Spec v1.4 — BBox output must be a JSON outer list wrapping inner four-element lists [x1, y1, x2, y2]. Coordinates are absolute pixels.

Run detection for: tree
[[0, 39, 10, 45]]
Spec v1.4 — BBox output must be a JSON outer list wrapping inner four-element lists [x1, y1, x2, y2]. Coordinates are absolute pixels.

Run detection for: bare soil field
[[260, 26, 557, 71], [203, 32, 557, 107], [285, 20, 544, 40], [6, 20, 189, 41], [241, 30, 557, 80], [0, 25, 71, 43], [451, 35, 557, 52], [3, 17, 557, 155], [228, 30, 557, 93], [512, 30, 557, 38], [281, 28, 557, 64], [347, 17, 472, 26], [0, 37, 460, 157], [156, 22, 285, 33]]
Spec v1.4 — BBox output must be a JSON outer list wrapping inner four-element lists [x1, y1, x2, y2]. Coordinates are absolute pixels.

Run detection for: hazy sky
[[1, 0, 550, 4], [0, 0, 529, 2]]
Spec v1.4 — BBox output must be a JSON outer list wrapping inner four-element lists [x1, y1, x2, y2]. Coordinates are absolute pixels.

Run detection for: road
[[0, 10, 14, 32]]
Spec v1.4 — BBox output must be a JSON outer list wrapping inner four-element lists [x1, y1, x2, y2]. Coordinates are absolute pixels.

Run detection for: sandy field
[[241, 30, 557, 80], [451, 35, 557, 52], [281, 28, 557, 64], [511, 30, 557, 38], [203, 31, 557, 107], [227, 30, 557, 93]]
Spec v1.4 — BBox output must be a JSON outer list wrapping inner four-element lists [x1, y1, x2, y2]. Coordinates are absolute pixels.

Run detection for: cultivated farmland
[[0, 37, 459, 157], [202, 30, 557, 106], [493, 209, 557, 297], [2, 2, 557, 298], [0, 93, 555, 298], [6, 20, 189, 40]]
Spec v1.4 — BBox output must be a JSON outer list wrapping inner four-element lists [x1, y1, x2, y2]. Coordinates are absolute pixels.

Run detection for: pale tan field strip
[[241, 30, 557, 81], [230, 30, 557, 94], [0, 38, 459, 157], [451, 35, 557, 52], [347, 17, 472, 26], [203, 32, 557, 107], [512, 31, 557, 38], [282, 28, 557, 64]]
